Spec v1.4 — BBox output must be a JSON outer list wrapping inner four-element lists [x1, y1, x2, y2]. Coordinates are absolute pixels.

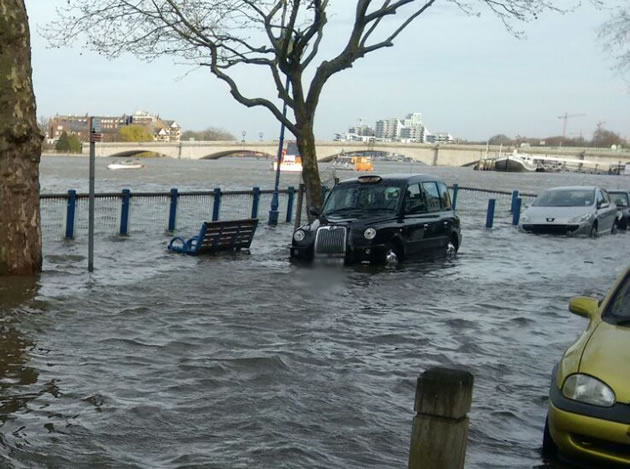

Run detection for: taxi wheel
[[542, 416, 557, 458], [589, 222, 598, 238], [612, 221, 618, 234], [383, 242, 402, 266]]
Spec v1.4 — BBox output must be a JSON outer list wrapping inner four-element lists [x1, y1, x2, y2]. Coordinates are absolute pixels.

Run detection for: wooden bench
[[168, 219, 259, 255]]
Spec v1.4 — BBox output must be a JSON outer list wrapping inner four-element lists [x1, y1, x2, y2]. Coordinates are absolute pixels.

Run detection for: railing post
[[452, 184, 459, 210], [65, 189, 76, 239], [486, 199, 496, 229], [168, 188, 178, 232], [251, 186, 260, 219], [294, 184, 305, 229], [286, 186, 295, 223], [212, 188, 222, 221], [512, 197, 522, 226], [408, 367, 474, 469], [120, 188, 131, 236], [510, 190, 519, 213]]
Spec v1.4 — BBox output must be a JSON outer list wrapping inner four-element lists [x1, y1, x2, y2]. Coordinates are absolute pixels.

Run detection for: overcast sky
[[26, 1, 629, 141]]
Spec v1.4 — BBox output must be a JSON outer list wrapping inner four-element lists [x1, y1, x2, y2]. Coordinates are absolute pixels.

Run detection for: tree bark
[[0, 0, 43, 275], [295, 122, 322, 219]]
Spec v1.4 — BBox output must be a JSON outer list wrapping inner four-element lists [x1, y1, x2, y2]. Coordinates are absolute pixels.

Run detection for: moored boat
[[107, 159, 145, 170]]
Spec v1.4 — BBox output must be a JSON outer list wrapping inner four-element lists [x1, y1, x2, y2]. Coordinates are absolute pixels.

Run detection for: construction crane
[[558, 112, 586, 138]]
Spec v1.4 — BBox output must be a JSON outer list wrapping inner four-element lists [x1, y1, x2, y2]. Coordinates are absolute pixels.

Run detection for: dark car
[[609, 190, 630, 229], [290, 174, 462, 265]]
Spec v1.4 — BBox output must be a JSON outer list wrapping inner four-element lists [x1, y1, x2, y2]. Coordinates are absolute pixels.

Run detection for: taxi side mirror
[[569, 296, 599, 319]]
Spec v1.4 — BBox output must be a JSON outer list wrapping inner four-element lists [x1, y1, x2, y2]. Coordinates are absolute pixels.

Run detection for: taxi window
[[422, 182, 441, 212], [404, 184, 426, 214], [437, 182, 451, 210]]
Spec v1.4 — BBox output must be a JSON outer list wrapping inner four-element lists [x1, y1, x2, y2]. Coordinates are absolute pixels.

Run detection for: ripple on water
[[1, 164, 628, 468]]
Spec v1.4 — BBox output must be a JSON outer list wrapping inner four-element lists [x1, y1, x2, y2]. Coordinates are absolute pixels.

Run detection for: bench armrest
[[168, 237, 188, 253]]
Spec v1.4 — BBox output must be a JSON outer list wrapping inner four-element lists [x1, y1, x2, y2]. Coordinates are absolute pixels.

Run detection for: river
[[0, 155, 628, 468]]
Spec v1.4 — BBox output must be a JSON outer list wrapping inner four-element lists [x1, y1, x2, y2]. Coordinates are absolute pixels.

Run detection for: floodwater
[[0, 156, 629, 469]]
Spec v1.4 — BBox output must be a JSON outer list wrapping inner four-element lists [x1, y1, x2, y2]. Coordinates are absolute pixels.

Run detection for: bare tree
[[47, 0, 571, 212], [0, 0, 43, 275], [599, 6, 630, 74]]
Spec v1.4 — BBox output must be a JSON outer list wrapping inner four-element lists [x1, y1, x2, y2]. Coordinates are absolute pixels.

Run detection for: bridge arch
[[108, 150, 170, 158], [199, 150, 274, 160]]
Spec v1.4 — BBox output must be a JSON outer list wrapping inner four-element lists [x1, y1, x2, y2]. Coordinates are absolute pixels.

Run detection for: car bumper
[[521, 222, 590, 235], [290, 242, 389, 264], [548, 371, 630, 465], [549, 403, 630, 465]]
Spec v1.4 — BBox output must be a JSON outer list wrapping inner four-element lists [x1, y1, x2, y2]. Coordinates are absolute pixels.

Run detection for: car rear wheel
[[542, 415, 557, 458], [590, 222, 598, 238], [612, 221, 618, 234]]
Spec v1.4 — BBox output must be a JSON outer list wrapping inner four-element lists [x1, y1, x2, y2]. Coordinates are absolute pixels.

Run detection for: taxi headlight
[[562, 374, 616, 407], [364, 228, 377, 240], [569, 213, 593, 224], [293, 229, 306, 242]]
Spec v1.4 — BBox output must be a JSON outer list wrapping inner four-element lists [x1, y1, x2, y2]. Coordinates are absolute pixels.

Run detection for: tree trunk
[[295, 122, 322, 220], [0, 0, 43, 275]]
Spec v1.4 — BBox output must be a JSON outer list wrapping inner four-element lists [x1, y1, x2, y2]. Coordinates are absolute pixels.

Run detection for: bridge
[[84, 140, 630, 168]]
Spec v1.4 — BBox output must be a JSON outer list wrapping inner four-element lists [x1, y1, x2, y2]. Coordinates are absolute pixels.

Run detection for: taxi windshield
[[323, 182, 403, 216]]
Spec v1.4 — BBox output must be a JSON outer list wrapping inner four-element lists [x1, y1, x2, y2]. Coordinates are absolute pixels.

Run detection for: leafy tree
[[0, 0, 43, 274], [55, 131, 71, 152], [488, 134, 513, 146], [68, 134, 83, 153], [182, 128, 236, 141], [592, 125, 625, 148], [119, 125, 154, 142], [47, 1, 577, 212]]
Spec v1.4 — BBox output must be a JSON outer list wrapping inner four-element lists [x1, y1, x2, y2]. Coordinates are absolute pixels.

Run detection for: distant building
[[344, 113, 434, 144], [48, 110, 181, 142]]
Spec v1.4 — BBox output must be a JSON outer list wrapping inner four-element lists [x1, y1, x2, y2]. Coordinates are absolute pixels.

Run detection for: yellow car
[[544, 267, 630, 466]]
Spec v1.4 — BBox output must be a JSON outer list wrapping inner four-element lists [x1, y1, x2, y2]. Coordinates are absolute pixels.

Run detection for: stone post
[[408, 367, 474, 469]]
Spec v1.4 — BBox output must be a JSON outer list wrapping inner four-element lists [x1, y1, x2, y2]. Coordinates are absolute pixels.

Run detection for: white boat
[[107, 160, 145, 170], [271, 142, 303, 173], [493, 151, 538, 172]]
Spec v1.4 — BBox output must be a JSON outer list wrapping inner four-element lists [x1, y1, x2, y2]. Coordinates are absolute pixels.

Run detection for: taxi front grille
[[314, 226, 347, 256]]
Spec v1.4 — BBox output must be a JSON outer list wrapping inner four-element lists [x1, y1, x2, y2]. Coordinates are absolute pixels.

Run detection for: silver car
[[520, 186, 618, 237]]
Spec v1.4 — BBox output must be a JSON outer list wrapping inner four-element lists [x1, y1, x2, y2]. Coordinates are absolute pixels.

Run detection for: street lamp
[[259, 132, 264, 142], [268, 76, 291, 226], [241, 130, 246, 143]]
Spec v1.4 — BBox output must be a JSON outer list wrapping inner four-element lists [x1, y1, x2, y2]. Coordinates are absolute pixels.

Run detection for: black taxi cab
[[290, 174, 462, 265]]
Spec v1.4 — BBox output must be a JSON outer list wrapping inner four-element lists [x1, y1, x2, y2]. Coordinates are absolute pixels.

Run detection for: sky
[[26, 1, 629, 142]]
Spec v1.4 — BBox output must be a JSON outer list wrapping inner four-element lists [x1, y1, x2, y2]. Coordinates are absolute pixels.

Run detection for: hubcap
[[447, 242, 456, 255]]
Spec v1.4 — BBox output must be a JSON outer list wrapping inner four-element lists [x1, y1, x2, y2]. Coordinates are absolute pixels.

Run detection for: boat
[[493, 151, 538, 172], [107, 159, 145, 170], [332, 155, 374, 171], [271, 142, 303, 173]]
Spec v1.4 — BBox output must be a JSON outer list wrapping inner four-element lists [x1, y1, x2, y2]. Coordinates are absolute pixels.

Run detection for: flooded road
[[0, 156, 628, 468]]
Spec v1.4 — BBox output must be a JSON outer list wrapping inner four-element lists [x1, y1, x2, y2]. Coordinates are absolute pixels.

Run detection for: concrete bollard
[[485, 199, 495, 228], [408, 367, 474, 469]]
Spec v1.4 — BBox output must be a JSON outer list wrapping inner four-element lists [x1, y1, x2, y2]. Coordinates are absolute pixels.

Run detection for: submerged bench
[[168, 219, 259, 255]]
